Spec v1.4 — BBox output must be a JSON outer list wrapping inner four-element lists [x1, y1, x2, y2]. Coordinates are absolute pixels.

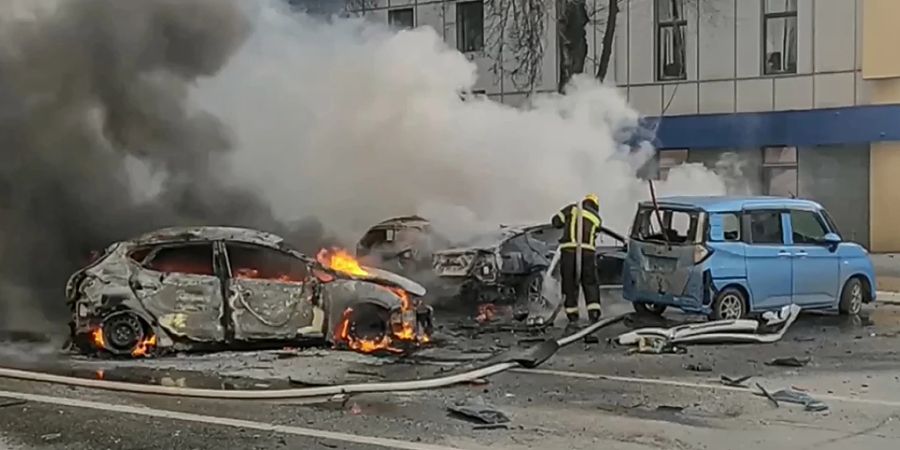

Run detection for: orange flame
[[90, 328, 105, 349], [333, 287, 431, 355], [131, 334, 158, 358], [317, 248, 369, 277], [335, 308, 401, 354]]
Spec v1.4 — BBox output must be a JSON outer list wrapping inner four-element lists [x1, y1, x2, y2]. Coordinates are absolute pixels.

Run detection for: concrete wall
[[798, 146, 870, 247]]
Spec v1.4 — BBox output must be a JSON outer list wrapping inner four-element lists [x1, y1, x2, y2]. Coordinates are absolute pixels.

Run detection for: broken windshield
[[631, 206, 704, 244]]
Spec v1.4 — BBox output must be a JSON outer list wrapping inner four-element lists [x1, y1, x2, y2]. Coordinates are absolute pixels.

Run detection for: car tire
[[346, 303, 390, 341], [633, 302, 667, 316], [710, 287, 747, 321], [838, 277, 865, 316]]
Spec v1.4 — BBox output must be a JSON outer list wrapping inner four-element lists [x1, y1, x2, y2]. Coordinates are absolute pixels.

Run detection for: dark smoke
[[0, 0, 331, 332]]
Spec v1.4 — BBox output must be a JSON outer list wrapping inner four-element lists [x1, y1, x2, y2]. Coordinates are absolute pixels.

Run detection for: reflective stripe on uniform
[[555, 211, 566, 222], [559, 242, 596, 251], [564, 307, 579, 314], [586, 303, 602, 311]]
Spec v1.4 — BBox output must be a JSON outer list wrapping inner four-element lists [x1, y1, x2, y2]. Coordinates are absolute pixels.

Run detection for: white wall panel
[[814, 72, 855, 108], [735, 0, 762, 77], [628, 0, 655, 84], [698, 0, 736, 80], [663, 82, 699, 115], [630, 85, 663, 115], [814, 0, 855, 72], [699, 80, 736, 114], [736, 78, 774, 112], [774, 76, 813, 110]]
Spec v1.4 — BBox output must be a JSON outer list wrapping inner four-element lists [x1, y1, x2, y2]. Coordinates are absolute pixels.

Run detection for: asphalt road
[[2, 295, 900, 450]]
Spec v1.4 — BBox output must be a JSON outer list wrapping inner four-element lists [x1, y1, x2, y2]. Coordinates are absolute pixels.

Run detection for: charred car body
[[356, 215, 449, 276], [66, 227, 432, 357], [431, 223, 626, 309]]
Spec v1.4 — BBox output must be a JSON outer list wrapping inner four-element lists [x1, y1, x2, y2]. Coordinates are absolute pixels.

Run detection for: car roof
[[645, 196, 825, 212], [129, 226, 288, 249], [368, 215, 430, 229]]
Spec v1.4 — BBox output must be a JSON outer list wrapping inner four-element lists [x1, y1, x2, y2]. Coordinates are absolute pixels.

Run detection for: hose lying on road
[[0, 315, 625, 400]]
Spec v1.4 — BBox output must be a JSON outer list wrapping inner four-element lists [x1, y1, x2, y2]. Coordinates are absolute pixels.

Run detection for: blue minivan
[[622, 196, 876, 320]]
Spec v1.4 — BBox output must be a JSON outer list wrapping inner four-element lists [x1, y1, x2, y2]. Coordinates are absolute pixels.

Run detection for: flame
[[131, 334, 158, 358], [90, 328, 105, 349], [335, 308, 401, 354], [317, 248, 369, 277], [475, 304, 497, 324], [95, 370, 104, 380]]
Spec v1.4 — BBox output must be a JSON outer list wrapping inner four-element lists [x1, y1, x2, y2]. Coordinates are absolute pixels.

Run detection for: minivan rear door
[[628, 206, 704, 297], [742, 209, 792, 310]]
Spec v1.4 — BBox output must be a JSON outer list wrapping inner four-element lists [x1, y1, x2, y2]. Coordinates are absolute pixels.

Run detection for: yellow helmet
[[585, 193, 599, 205]]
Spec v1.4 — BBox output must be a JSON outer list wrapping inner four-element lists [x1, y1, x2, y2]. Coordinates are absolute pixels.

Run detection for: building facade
[[335, 0, 898, 251]]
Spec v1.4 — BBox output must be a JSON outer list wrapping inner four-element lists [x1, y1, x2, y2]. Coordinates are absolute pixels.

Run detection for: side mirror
[[823, 233, 841, 244]]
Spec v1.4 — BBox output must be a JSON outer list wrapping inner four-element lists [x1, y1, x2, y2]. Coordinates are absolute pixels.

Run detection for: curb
[[876, 291, 900, 305]]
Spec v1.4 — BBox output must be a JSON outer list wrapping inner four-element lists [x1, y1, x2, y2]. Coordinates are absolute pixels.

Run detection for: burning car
[[431, 223, 626, 313], [66, 227, 433, 357], [356, 215, 449, 276]]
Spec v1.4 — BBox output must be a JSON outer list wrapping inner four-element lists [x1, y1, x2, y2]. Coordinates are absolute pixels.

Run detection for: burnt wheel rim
[[849, 283, 863, 314], [719, 294, 743, 320], [103, 313, 143, 353], [348, 306, 388, 341]]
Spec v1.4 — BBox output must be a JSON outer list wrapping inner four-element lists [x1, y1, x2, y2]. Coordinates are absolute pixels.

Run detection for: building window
[[657, 149, 689, 180], [388, 8, 414, 30], [656, 0, 687, 81], [457, 1, 484, 52], [762, 146, 798, 197], [763, 0, 798, 75]]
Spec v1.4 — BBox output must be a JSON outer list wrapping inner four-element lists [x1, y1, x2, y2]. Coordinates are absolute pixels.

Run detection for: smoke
[[0, 0, 724, 332], [196, 2, 725, 242]]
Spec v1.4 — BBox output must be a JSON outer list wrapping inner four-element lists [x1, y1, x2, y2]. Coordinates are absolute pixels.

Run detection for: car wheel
[[839, 278, 865, 316], [102, 312, 145, 355], [710, 288, 747, 321], [633, 302, 668, 316], [346, 303, 390, 341]]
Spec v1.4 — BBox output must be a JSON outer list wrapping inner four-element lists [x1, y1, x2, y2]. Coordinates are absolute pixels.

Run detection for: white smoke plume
[[195, 1, 725, 244]]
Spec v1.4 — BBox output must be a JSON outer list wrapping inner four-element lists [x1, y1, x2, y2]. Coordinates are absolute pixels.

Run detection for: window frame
[[762, 0, 798, 76], [140, 241, 217, 277], [762, 146, 798, 197], [711, 212, 743, 243], [388, 7, 414, 30], [456, 1, 485, 53], [788, 208, 831, 246], [743, 209, 786, 245], [654, 0, 688, 82], [222, 241, 310, 283]]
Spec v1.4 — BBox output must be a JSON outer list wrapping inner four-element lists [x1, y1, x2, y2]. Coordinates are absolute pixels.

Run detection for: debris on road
[[755, 385, 829, 412], [626, 336, 686, 354], [448, 397, 510, 425], [617, 305, 801, 351], [0, 399, 27, 409], [766, 356, 812, 367], [683, 363, 713, 372], [720, 374, 752, 387], [40, 433, 62, 442]]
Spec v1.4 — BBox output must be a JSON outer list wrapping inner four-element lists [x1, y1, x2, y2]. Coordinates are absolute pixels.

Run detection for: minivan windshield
[[631, 206, 703, 244]]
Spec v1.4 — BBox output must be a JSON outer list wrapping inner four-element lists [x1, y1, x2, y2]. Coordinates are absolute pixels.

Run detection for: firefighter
[[551, 193, 603, 326]]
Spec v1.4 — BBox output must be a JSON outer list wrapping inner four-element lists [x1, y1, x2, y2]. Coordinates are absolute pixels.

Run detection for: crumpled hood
[[352, 266, 427, 297]]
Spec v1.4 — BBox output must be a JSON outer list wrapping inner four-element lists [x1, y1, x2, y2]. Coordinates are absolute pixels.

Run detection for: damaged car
[[356, 215, 449, 276], [431, 223, 626, 310], [66, 226, 433, 357], [623, 196, 876, 320]]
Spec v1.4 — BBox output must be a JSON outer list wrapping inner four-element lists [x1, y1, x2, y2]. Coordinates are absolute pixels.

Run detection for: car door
[[131, 241, 226, 342], [742, 209, 793, 310], [788, 208, 840, 307], [221, 242, 318, 341]]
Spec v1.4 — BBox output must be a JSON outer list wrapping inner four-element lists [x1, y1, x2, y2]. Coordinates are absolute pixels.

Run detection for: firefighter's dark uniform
[[551, 197, 602, 323]]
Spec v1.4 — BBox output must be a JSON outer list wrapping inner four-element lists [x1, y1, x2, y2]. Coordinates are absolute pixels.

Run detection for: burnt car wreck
[[355, 215, 448, 276], [431, 223, 626, 314], [66, 227, 432, 358]]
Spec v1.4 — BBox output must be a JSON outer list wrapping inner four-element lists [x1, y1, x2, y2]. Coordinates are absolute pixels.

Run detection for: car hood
[[355, 266, 427, 297]]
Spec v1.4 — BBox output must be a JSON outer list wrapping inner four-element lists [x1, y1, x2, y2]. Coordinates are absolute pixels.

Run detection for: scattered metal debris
[[626, 336, 686, 354], [617, 305, 801, 350], [756, 386, 829, 412], [656, 405, 686, 413], [720, 374, 752, 387], [0, 399, 27, 409], [40, 433, 62, 442], [448, 397, 510, 425], [683, 363, 713, 372], [755, 383, 779, 407], [766, 356, 812, 367]]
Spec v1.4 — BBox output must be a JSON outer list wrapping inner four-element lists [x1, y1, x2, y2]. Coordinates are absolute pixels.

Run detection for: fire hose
[[0, 315, 624, 400]]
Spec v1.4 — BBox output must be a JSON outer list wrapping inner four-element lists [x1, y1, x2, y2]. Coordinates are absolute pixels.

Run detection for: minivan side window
[[721, 213, 741, 242], [789, 209, 828, 244], [746, 211, 783, 244]]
